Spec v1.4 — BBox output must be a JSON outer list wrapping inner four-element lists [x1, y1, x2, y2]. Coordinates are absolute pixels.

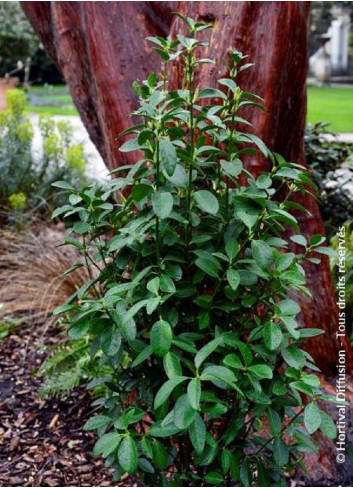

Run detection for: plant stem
[[155, 135, 161, 272], [185, 49, 195, 260], [225, 108, 236, 221], [82, 236, 100, 299], [252, 406, 305, 458]]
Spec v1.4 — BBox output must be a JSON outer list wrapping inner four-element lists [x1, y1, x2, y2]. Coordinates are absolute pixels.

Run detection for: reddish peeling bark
[[21, 1, 353, 374]]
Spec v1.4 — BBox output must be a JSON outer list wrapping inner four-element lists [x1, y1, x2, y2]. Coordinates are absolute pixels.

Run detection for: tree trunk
[[21, 1, 353, 374]]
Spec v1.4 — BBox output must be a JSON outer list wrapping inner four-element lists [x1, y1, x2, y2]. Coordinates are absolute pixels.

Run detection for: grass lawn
[[307, 85, 353, 133], [26, 84, 78, 116], [26, 105, 78, 116], [24, 84, 353, 130]]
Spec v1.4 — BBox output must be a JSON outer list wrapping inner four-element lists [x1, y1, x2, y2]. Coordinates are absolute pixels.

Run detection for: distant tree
[[0, 1, 62, 84], [0, 1, 37, 76]]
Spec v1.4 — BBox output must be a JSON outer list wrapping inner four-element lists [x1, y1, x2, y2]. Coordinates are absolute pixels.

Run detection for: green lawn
[[26, 105, 78, 116], [307, 85, 353, 133], [26, 84, 78, 116], [24, 84, 353, 130]]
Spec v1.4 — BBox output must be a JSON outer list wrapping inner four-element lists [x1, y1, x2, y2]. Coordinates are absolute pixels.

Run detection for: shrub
[[54, 15, 336, 487], [0, 89, 89, 219], [305, 122, 353, 233], [305, 122, 353, 178], [8, 192, 27, 211]]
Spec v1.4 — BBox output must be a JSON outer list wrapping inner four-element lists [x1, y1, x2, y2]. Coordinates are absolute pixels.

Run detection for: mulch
[[0, 331, 138, 487], [1, 329, 353, 487]]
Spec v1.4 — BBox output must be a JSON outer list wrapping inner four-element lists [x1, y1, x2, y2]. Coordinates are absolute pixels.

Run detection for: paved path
[[324, 133, 353, 143], [28, 114, 109, 181]]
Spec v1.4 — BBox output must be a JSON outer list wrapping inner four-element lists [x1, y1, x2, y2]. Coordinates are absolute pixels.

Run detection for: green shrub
[[8, 191, 27, 211], [0, 89, 89, 218], [305, 122, 353, 233], [305, 122, 353, 178], [53, 15, 336, 487]]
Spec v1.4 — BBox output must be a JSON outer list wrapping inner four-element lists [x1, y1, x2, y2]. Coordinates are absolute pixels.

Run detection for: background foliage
[[0, 89, 88, 219], [0, 1, 62, 83]]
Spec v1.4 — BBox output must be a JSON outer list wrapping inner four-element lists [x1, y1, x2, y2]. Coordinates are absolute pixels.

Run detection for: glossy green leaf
[[223, 353, 243, 369], [131, 345, 153, 368], [119, 138, 143, 152], [152, 440, 168, 469], [189, 413, 206, 454], [304, 402, 321, 434], [267, 408, 281, 435], [160, 138, 177, 176], [194, 251, 221, 278], [225, 240, 240, 261], [154, 376, 188, 409], [226, 269, 240, 291], [68, 317, 90, 340], [52, 180, 74, 190], [290, 234, 307, 247], [277, 299, 301, 316], [187, 378, 201, 409], [140, 437, 153, 459], [233, 195, 263, 228], [205, 472, 224, 485], [163, 352, 182, 379], [299, 328, 324, 338], [118, 436, 138, 474], [83, 415, 111, 431], [152, 191, 173, 218], [282, 346, 306, 368], [220, 159, 243, 177], [273, 438, 289, 467], [194, 190, 219, 215], [101, 329, 122, 356], [252, 240, 273, 268], [150, 319, 173, 357], [174, 394, 197, 429], [131, 183, 152, 202], [201, 365, 238, 386], [248, 364, 273, 379], [138, 458, 155, 474], [263, 321, 283, 350], [93, 432, 121, 457], [276, 252, 295, 271], [195, 337, 222, 370], [319, 411, 337, 439], [148, 420, 180, 437]]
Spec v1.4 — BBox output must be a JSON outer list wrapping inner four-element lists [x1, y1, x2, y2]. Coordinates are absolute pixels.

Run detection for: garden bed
[[0, 330, 137, 487], [1, 326, 352, 486]]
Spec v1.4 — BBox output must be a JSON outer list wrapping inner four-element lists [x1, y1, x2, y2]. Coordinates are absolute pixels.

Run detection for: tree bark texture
[[21, 1, 353, 374]]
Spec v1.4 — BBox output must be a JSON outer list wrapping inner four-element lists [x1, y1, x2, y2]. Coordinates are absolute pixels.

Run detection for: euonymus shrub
[[53, 15, 337, 487]]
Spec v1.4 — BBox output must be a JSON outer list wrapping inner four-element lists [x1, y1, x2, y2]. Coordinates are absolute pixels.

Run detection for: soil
[[0, 329, 352, 487], [0, 331, 137, 487]]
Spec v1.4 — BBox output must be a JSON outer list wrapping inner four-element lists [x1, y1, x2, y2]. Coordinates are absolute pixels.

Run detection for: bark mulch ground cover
[[0, 331, 138, 487], [0, 327, 353, 487]]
